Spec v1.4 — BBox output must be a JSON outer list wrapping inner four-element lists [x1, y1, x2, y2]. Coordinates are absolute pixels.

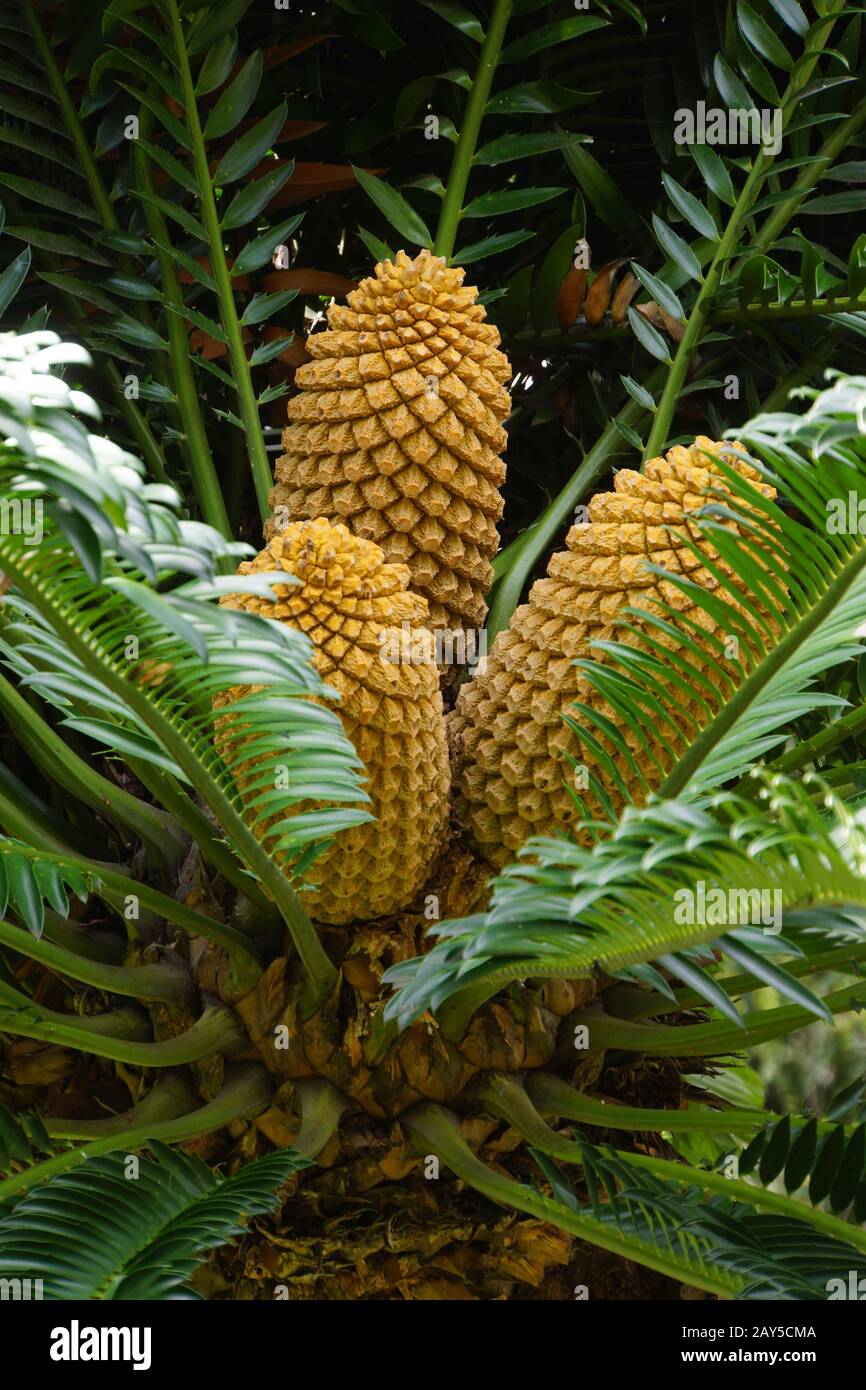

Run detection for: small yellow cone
[[220, 518, 450, 924]]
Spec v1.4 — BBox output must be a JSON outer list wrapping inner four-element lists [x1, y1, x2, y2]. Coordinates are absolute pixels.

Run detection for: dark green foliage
[[533, 1145, 866, 1300], [0, 1142, 308, 1299], [0, 1104, 60, 1177], [740, 1097, 866, 1219]]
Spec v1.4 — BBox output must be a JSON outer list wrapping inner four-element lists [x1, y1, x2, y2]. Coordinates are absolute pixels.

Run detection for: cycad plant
[[1, 0, 866, 1302]]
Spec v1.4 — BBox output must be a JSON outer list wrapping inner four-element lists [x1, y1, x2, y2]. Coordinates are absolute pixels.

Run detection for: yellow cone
[[268, 249, 511, 639], [220, 518, 450, 924], [452, 439, 776, 867]]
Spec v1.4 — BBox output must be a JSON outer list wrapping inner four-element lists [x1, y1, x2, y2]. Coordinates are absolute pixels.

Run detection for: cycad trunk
[[189, 900, 688, 1301]]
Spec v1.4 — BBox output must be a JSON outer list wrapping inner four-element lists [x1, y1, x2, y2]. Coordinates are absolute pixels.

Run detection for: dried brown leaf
[[555, 266, 587, 329], [583, 258, 626, 326], [611, 271, 639, 324]]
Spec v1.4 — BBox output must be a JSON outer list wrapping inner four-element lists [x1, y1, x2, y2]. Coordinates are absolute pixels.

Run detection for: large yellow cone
[[451, 439, 776, 867], [268, 249, 511, 639]]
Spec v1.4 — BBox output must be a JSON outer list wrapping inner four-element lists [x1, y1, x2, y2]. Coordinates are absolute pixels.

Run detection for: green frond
[[0, 835, 261, 976], [0, 667, 185, 870], [0, 1104, 62, 1179], [0, 996, 245, 1068], [570, 378, 866, 817], [0, 1140, 308, 1299], [607, 932, 866, 1023], [406, 1066, 866, 1300], [534, 1146, 866, 1301], [0, 331, 371, 1001], [0, 1067, 274, 1204], [738, 1113, 866, 1220], [90, 0, 303, 518], [531, 1147, 750, 1294], [0, 583, 370, 862], [568, 978, 866, 1058], [0, 835, 89, 938], [0, 1068, 348, 1208], [483, 1071, 866, 1240], [403, 1102, 746, 1296], [384, 771, 866, 1027], [464, 1074, 866, 1297], [524, 1071, 766, 1139]]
